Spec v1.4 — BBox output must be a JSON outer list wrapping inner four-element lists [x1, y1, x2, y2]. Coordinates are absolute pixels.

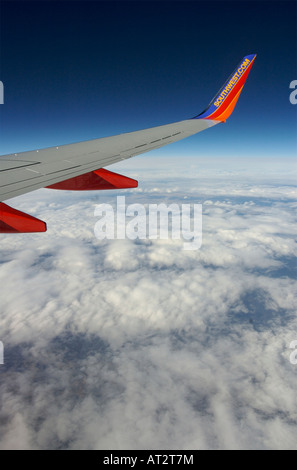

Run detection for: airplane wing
[[0, 54, 256, 233]]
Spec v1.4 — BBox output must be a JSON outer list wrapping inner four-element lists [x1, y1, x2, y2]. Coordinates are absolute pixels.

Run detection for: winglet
[[194, 54, 256, 122]]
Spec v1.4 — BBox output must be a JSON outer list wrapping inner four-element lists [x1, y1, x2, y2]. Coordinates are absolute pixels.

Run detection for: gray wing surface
[[0, 118, 217, 202]]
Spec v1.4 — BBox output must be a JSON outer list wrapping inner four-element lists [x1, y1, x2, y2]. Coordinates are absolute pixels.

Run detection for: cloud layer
[[0, 156, 296, 449]]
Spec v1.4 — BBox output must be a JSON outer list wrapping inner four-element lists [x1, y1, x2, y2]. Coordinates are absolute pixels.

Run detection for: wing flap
[[0, 203, 47, 233], [47, 168, 138, 190]]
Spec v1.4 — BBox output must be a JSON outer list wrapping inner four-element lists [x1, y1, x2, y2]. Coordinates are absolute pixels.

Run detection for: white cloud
[[0, 156, 296, 449]]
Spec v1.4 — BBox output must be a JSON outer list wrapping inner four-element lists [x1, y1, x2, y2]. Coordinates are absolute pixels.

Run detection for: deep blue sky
[[0, 0, 296, 158]]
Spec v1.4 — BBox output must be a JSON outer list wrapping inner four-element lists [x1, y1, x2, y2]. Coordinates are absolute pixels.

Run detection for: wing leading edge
[[0, 54, 256, 233]]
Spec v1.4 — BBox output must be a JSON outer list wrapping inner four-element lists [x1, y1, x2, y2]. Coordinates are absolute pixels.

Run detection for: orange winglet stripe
[[212, 85, 244, 122]]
